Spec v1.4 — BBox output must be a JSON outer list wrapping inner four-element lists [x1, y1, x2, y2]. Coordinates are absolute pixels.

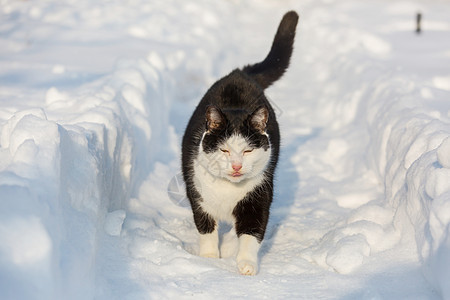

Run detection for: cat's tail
[[243, 11, 299, 90]]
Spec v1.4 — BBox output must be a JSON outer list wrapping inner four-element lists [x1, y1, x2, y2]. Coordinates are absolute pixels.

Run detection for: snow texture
[[1, 0, 449, 299]]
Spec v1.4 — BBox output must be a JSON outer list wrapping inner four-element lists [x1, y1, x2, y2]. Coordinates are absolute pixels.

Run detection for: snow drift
[[0, 58, 167, 298]]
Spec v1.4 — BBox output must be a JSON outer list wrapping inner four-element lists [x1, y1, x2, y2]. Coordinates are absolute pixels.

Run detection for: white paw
[[237, 260, 258, 276]]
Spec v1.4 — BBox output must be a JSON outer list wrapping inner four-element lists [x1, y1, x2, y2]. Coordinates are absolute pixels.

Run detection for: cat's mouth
[[227, 171, 245, 182]]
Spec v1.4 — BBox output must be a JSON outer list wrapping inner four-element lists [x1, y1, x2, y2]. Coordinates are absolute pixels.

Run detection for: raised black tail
[[243, 11, 299, 89]]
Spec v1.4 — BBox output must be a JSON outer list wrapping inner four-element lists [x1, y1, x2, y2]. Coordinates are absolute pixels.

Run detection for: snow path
[[1, 0, 450, 299]]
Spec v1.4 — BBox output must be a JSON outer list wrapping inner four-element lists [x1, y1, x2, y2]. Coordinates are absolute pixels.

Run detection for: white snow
[[1, 0, 450, 299], [104, 210, 126, 237]]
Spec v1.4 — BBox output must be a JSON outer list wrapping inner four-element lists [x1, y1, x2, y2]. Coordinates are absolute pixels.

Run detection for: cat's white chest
[[193, 161, 264, 223]]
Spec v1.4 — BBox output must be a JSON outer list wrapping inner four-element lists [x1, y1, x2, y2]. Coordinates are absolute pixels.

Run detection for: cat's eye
[[244, 149, 254, 154], [220, 149, 229, 154]]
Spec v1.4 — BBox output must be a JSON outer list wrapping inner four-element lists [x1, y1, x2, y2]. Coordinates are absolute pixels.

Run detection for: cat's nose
[[232, 163, 242, 171]]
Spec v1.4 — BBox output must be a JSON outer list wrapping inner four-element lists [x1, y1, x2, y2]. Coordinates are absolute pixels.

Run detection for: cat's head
[[198, 105, 271, 183]]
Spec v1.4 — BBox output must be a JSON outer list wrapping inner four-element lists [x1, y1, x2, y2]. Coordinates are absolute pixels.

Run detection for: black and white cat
[[182, 11, 298, 275]]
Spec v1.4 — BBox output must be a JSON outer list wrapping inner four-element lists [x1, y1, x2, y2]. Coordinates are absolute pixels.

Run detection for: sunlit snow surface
[[1, 0, 450, 299]]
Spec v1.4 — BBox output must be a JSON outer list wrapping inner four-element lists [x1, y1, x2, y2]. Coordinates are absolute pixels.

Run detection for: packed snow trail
[[1, 0, 450, 299]]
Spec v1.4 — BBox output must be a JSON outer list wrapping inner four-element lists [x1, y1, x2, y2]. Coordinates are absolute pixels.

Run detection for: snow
[[1, 0, 450, 299]]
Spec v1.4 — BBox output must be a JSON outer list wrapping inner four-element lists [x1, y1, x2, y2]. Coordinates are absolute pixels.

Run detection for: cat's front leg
[[233, 187, 271, 275], [236, 234, 260, 275], [190, 200, 219, 258], [199, 227, 219, 258]]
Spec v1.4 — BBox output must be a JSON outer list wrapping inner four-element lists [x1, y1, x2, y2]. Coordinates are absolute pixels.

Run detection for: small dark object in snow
[[416, 12, 422, 34]]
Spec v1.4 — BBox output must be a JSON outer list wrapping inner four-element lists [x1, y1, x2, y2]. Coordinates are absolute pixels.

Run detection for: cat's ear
[[206, 105, 226, 131], [242, 11, 298, 90], [250, 106, 269, 132]]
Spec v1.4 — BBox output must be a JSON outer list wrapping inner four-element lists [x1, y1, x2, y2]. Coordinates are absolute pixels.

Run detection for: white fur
[[193, 134, 271, 222], [199, 227, 219, 258], [220, 227, 238, 258], [236, 234, 260, 275]]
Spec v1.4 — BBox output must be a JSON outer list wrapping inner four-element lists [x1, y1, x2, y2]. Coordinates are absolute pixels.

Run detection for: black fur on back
[[181, 11, 298, 241]]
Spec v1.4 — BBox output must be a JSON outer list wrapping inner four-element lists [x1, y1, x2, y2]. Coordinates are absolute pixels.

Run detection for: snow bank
[[291, 4, 450, 296], [0, 56, 170, 298], [370, 83, 450, 299], [364, 37, 450, 300]]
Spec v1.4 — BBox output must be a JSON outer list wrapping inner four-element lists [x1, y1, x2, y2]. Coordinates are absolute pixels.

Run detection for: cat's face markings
[[212, 134, 270, 183], [199, 105, 271, 183]]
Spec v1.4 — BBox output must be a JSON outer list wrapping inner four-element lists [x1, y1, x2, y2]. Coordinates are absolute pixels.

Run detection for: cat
[[181, 11, 298, 275]]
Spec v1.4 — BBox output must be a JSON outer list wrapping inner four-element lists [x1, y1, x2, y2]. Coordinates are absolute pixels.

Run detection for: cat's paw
[[237, 259, 258, 276]]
